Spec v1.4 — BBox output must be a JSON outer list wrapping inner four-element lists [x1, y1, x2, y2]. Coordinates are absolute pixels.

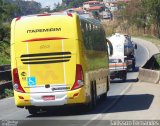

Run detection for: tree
[[0, 0, 44, 41], [57, 0, 89, 10], [11, 0, 42, 16], [116, 0, 152, 34], [0, 0, 17, 41], [141, 0, 160, 38]]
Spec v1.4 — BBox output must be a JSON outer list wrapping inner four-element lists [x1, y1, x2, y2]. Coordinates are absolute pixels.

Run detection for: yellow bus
[[11, 13, 111, 115]]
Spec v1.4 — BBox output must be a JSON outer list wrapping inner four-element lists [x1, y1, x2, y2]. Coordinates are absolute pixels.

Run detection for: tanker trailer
[[108, 33, 137, 72]]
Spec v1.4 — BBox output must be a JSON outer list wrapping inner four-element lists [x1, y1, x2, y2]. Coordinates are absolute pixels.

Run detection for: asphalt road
[[0, 38, 159, 126]]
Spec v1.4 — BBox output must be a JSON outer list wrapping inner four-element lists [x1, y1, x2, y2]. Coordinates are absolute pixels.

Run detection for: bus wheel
[[100, 92, 107, 101], [28, 107, 39, 115], [88, 81, 97, 110], [92, 81, 97, 108], [100, 77, 108, 101]]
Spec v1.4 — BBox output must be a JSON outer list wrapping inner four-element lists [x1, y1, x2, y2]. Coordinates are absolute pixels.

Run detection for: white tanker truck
[[107, 33, 137, 81]]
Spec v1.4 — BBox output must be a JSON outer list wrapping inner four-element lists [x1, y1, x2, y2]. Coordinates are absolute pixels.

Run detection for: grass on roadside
[[0, 41, 10, 65], [139, 36, 160, 49], [0, 89, 13, 99], [135, 35, 160, 69]]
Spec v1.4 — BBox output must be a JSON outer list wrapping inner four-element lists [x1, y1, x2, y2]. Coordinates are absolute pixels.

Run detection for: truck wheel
[[28, 107, 39, 115], [132, 59, 136, 71], [122, 76, 126, 82], [122, 73, 127, 82]]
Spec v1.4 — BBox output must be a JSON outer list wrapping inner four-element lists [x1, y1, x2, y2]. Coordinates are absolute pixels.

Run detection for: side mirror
[[106, 38, 113, 56]]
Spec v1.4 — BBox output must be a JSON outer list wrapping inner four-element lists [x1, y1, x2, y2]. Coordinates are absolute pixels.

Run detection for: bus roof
[[14, 12, 101, 26], [79, 15, 100, 26]]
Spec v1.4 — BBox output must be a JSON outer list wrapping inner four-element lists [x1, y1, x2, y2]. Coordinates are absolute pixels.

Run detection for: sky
[[29, 0, 62, 9]]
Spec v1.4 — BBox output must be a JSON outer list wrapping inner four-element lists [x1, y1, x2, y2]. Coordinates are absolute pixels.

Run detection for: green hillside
[[0, 0, 53, 65], [0, 41, 10, 65]]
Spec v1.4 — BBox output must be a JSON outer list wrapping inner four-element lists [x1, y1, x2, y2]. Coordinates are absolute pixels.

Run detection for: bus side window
[[80, 20, 93, 50], [93, 26, 106, 51]]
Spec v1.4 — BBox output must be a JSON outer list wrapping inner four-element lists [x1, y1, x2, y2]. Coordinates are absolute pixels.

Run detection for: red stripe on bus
[[22, 37, 68, 42]]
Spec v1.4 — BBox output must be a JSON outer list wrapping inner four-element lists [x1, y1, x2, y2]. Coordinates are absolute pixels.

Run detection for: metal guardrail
[[0, 65, 11, 71], [0, 65, 12, 95]]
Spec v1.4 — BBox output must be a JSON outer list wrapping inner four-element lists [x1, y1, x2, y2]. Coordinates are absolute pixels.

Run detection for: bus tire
[[92, 81, 97, 108], [100, 92, 107, 101], [100, 77, 108, 101], [28, 107, 39, 115], [88, 81, 97, 110]]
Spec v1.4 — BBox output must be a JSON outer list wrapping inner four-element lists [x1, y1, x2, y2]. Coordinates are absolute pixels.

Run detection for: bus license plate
[[42, 96, 55, 101]]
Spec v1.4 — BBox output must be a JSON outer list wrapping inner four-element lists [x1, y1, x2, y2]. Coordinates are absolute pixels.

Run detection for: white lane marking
[[62, 40, 66, 84], [83, 83, 132, 126]]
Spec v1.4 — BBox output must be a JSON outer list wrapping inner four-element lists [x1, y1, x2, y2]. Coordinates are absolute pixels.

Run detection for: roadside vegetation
[[0, 89, 13, 99], [137, 36, 160, 51], [55, 0, 89, 11], [113, 0, 160, 38], [0, 0, 54, 65]]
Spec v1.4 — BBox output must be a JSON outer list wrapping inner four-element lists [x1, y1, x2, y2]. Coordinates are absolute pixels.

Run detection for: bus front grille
[[20, 52, 71, 64]]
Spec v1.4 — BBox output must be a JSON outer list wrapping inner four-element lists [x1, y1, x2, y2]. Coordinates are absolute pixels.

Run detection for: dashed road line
[[83, 83, 133, 126]]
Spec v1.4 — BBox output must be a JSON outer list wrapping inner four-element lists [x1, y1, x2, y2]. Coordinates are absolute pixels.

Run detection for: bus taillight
[[71, 64, 84, 90], [13, 68, 25, 93], [67, 13, 73, 17]]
